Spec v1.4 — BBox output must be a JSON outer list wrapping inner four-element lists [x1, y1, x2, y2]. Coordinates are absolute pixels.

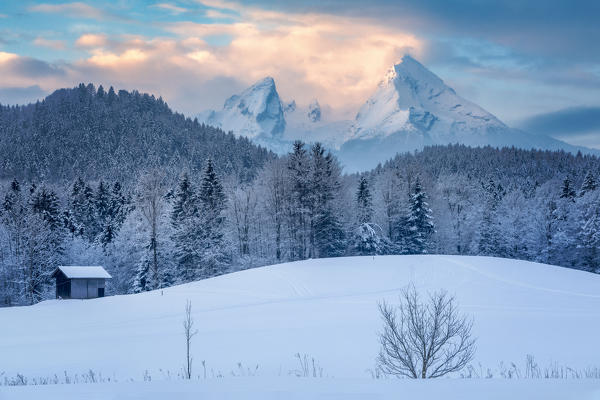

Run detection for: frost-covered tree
[[310, 143, 345, 258], [478, 179, 503, 256], [580, 171, 597, 196], [577, 192, 600, 271], [560, 177, 576, 201], [135, 171, 169, 290], [195, 159, 229, 278], [352, 177, 389, 255], [406, 178, 434, 254], [356, 177, 374, 225]]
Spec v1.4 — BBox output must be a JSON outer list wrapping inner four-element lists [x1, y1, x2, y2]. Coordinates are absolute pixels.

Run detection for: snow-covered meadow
[[2, 255, 600, 398]]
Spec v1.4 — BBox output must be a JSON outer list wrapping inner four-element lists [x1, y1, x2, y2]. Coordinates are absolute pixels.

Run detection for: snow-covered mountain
[[337, 55, 593, 170], [200, 79, 350, 151], [199, 56, 597, 171], [351, 55, 507, 140], [203, 77, 286, 140]]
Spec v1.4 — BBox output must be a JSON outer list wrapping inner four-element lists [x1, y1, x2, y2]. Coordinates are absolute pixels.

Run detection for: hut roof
[[52, 266, 112, 279]]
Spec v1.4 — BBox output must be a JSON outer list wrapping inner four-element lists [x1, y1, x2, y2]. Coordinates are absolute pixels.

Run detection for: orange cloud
[[75, 33, 108, 48], [87, 49, 148, 67], [164, 9, 422, 115], [5, 2, 424, 117], [0, 52, 18, 63]]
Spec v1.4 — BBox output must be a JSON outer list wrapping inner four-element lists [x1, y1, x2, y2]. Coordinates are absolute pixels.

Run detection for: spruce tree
[[171, 174, 199, 282], [478, 179, 504, 256], [197, 159, 228, 278], [310, 143, 345, 258], [356, 177, 373, 224], [560, 177, 576, 200], [171, 173, 195, 226], [287, 141, 311, 260], [580, 171, 597, 196], [406, 178, 434, 254], [352, 176, 390, 255]]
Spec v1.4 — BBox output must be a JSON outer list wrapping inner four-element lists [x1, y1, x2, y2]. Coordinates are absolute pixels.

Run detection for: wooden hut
[[51, 266, 112, 299]]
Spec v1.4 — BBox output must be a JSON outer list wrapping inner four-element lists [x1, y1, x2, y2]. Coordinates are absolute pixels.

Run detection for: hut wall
[[70, 279, 88, 299]]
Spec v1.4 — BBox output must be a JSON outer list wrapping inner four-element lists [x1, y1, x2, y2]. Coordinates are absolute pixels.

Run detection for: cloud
[[29, 2, 122, 21], [152, 3, 188, 15], [519, 107, 600, 136], [75, 33, 108, 48], [0, 85, 47, 105], [162, 6, 422, 114], [0, 54, 67, 100], [33, 37, 67, 50]]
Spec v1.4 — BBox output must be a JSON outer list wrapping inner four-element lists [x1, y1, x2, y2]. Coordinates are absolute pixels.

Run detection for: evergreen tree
[[197, 159, 229, 278], [314, 208, 346, 257], [560, 177, 576, 200], [352, 176, 390, 255], [310, 143, 345, 258], [356, 177, 373, 224], [478, 179, 503, 256], [132, 250, 152, 293], [577, 193, 600, 272], [171, 173, 195, 226], [30, 187, 62, 230], [171, 174, 199, 282], [580, 171, 597, 196], [287, 141, 311, 260], [406, 178, 434, 254]]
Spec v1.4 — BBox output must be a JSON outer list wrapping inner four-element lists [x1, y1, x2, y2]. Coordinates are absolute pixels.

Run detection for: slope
[[0, 83, 274, 182], [1, 255, 600, 381]]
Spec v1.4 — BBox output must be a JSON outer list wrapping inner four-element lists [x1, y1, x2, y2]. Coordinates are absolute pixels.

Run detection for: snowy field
[[2, 255, 600, 398]]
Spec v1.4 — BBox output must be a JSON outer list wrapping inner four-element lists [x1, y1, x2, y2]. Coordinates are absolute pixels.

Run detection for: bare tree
[[183, 300, 198, 379], [377, 285, 476, 378]]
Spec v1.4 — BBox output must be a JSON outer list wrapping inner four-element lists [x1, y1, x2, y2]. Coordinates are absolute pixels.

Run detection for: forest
[[1, 138, 599, 306]]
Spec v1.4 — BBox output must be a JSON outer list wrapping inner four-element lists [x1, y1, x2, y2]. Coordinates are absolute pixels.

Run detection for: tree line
[[1, 142, 599, 305]]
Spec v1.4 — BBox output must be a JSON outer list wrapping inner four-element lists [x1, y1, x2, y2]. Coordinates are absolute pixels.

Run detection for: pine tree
[[478, 179, 503, 256], [197, 159, 229, 278], [314, 208, 346, 257], [171, 173, 195, 226], [560, 177, 576, 200], [310, 143, 345, 258], [580, 171, 597, 196], [30, 187, 62, 230], [287, 141, 311, 260], [352, 176, 390, 255], [406, 178, 434, 254], [132, 250, 152, 293], [356, 177, 373, 224], [577, 193, 600, 271], [171, 174, 199, 282]]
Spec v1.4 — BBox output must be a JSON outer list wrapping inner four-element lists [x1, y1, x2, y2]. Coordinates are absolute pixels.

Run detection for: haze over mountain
[[199, 55, 596, 172]]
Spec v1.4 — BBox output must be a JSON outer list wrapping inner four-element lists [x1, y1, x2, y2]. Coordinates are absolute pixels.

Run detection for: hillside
[[0, 84, 274, 183], [2, 255, 600, 381]]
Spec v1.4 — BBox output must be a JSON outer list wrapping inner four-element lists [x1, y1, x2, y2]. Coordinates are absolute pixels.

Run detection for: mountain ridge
[[198, 55, 597, 171]]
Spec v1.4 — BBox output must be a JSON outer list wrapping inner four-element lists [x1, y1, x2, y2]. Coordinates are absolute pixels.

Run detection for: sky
[[0, 0, 599, 147]]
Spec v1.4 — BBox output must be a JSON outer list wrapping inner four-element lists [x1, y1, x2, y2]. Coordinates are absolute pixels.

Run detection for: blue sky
[[0, 0, 599, 147]]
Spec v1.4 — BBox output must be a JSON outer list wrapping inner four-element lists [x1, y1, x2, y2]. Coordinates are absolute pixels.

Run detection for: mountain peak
[[352, 55, 505, 141], [382, 55, 446, 93], [208, 76, 285, 139]]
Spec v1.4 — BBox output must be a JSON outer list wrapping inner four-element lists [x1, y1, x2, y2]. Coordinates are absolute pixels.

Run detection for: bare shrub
[[377, 285, 476, 378], [183, 300, 198, 379]]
